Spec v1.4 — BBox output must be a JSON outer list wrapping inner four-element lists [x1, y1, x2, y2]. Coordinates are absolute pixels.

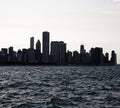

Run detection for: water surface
[[0, 66, 120, 108]]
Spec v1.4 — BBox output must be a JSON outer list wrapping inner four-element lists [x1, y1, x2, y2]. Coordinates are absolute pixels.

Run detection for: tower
[[111, 50, 117, 65], [80, 45, 86, 65], [36, 40, 41, 53], [51, 41, 60, 65], [42, 31, 50, 64], [30, 37, 34, 49], [80, 45, 85, 54], [36, 40, 41, 63], [59, 41, 66, 65]]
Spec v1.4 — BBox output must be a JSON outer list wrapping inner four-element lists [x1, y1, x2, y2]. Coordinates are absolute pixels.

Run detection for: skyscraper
[[27, 48, 35, 63], [111, 50, 117, 65], [22, 49, 28, 64], [80, 45, 86, 65], [36, 40, 41, 53], [42, 31, 50, 64], [51, 41, 60, 65], [104, 53, 109, 64], [8, 47, 13, 63], [0, 48, 8, 64], [66, 50, 72, 65], [93, 47, 103, 65], [36, 40, 41, 63], [17, 49, 23, 63], [80, 45, 85, 54], [73, 51, 80, 65], [30, 37, 34, 49], [59, 41, 66, 65]]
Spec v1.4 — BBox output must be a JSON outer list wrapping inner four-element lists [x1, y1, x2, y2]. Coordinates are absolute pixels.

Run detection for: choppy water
[[0, 66, 120, 108]]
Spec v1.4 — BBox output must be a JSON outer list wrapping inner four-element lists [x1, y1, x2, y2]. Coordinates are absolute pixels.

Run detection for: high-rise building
[[93, 47, 103, 65], [66, 50, 72, 65], [80, 45, 86, 65], [85, 53, 91, 65], [42, 31, 50, 64], [104, 53, 109, 64], [80, 45, 85, 54], [111, 50, 117, 65], [73, 51, 80, 65], [0, 48, 8, 64], [22, 49, 28, 64], [30, 37, 34, 49], [9, 47, 13, 55], [51, 41, 66, 65], [27, 48, 35, 63], [36, 40, 41, 53], [17, 49, 23, 63], [36, 40, 41, 63], [90, 48, 95, 65], [1, 48, 7, 54], [51, 41, 60, 65], [8, 47, 13, 63], [59, 41, 66, 65]]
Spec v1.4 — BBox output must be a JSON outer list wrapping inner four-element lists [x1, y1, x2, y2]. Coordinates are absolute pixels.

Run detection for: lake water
[[0, 66, 120, 108]]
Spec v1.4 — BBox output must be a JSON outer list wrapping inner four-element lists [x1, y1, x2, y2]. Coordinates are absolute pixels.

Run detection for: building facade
[[42, 31, 50, 64]]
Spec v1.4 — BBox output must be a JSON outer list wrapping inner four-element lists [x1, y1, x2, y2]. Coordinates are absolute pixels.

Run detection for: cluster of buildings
[[0, 31, 117, 66]]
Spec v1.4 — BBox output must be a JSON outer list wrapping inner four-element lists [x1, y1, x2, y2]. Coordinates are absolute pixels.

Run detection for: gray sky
[[0, 0, 120, 63]]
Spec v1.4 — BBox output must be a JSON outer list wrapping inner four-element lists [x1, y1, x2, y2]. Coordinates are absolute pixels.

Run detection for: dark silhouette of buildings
[[111, 50, 117, 65], [30, 37, 34, 49], [17, 49, 22, 64], [59, 41, 66, 65], [42, 31, 50, 64], [90, 47, 103, 65], [27, 48, 35, 63], [73, 51, 80, 65], [51, 41, 66, 65], [51, 41, 60, 65], [0, 31, 117, 66], [66, 50, 72, 65], [80, 45, 86, 65], [35, 40, 41, 64]]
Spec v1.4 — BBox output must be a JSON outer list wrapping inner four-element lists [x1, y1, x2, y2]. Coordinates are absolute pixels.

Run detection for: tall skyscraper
[[30, 37, 34, 49], [27, 48, 35, 63], [17, 49, 23, 63], [36, 40, 41, 53], [42, 31, 50, 64], [9, 47, 13, 55], [111, 50, 117, 65], [0, 48, 8, 64], [22, 49, 28, 64], [80, 45, 86, 65], [104, 53, 109, 64], [36, 40, 41, 63], [66, 50, 72, 65], [93, 47, 103, 65], [8, 47, 13, 63], [73, 51, 80, 64], [80, 45, 86, 54], [51, 41, 60, 65], [59, 41, 66, 65]]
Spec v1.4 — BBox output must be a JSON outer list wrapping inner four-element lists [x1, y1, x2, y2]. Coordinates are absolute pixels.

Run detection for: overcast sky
[[0, 0, 120, 63]]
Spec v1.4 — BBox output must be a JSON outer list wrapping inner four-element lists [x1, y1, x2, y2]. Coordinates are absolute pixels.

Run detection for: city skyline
[[0, 0, 120, 63], [0, 31, 117, 66]]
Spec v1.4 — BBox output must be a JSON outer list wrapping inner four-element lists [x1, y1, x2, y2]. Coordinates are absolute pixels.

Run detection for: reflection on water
[[0, 66, 120, 108]]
